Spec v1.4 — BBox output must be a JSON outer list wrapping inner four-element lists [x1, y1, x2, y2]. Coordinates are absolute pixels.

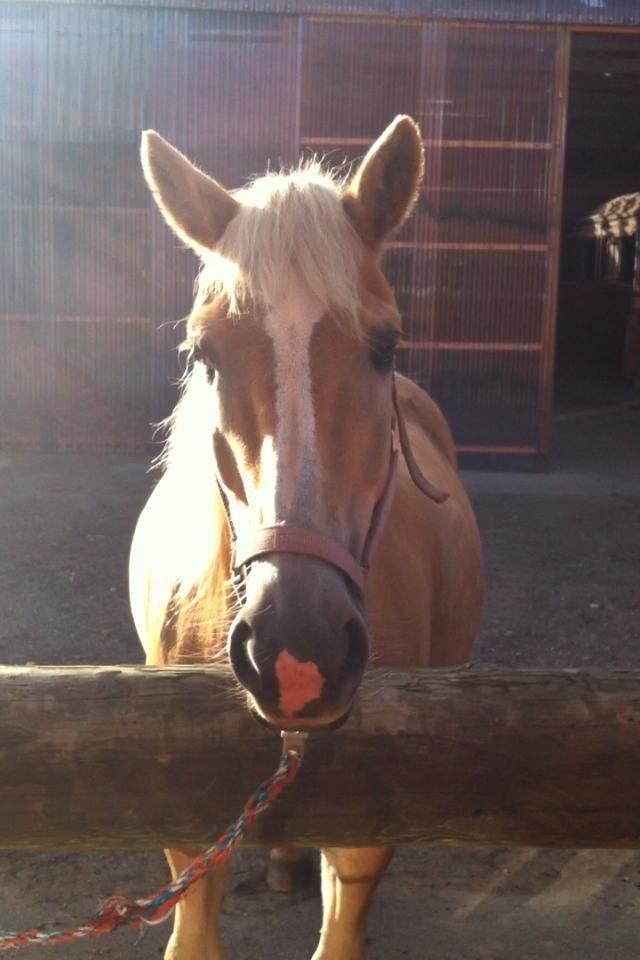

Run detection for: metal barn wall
[[299, 20, 568, 459], [0, 4, 300, 449], [0, 4, 569, 461]]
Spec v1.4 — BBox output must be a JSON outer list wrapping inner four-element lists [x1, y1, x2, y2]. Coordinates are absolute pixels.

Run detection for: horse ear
[[140, 130, 239, 252], [343, 115, 424, 248]]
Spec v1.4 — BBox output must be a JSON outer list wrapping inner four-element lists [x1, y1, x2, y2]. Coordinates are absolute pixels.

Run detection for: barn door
[[408, 24, 569, 465], [300, 19, 569, 466]]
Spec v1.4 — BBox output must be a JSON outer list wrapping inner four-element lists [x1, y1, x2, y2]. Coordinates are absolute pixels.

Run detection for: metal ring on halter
[[281, 730, 309, 759]]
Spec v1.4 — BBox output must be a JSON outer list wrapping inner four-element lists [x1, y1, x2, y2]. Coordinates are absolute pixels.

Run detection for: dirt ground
[[1, 401, 639, 959]]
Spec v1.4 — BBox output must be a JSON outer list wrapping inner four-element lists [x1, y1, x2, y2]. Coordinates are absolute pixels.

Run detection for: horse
[[129, 114, 484, 960]]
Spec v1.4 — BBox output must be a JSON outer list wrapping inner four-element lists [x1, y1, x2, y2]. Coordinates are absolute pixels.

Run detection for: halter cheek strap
[[391, 377, 449, 505], [220, 374, 449, 597]]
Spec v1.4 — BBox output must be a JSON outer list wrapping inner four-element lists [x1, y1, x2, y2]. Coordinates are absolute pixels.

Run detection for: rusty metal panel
[[51, 210, 151, 317], [399, 250, 549, 346], [0, 2, 569, 460], [300, 18, 567, 460], [300, 19, 421, 261], [301, 19, 421, 141], [146, 9, 300, 427], [0, 4, 48, 136], [412, 23, 567, 459], [0, 4, 299, 449], [416, 149, 551, 246], [47, 5, 153, 143], [49, 317, 152, 451]]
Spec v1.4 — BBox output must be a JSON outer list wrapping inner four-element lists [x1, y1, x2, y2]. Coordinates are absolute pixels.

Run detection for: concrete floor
[[467, 399, 640, 498], [0, 401, 639, 959]]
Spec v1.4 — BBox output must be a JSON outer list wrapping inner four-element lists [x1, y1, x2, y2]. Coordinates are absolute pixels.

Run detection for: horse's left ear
[[343, 115, 424, 249]]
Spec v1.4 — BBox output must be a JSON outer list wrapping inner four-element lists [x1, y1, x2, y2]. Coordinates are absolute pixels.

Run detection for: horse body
[[130, 115, 483, 959]]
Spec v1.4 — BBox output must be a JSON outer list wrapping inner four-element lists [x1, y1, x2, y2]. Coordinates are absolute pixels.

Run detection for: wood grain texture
[[1, 665, 639, 850]]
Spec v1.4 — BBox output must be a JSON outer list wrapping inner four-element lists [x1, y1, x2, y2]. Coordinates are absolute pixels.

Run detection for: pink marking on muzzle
[[275, 650, 325, 717]]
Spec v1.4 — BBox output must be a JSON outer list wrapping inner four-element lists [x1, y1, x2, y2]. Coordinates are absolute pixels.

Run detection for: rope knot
[[91, 895, 139, 934]]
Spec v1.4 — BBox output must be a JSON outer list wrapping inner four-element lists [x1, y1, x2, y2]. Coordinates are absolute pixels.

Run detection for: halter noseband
[[219, 374, 448, 598]]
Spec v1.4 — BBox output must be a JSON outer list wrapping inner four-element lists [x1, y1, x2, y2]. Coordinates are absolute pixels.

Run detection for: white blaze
[[262, 281, 323, 523]]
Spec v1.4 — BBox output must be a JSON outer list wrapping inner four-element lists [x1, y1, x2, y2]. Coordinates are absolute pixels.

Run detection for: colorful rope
[[0, 745, 302, 951]]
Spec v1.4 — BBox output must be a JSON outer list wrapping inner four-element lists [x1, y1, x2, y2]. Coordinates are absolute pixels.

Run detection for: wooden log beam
[[1, 665, 639, 850]]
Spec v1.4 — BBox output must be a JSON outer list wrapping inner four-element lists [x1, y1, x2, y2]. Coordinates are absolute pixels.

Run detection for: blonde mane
[[193, 160, 362, 323]]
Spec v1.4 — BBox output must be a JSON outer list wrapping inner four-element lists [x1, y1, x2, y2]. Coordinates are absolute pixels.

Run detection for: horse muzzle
[[228, 556, 369, 728]]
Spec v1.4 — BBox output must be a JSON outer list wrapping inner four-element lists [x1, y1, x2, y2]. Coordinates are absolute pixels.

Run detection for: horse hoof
[[267, 849, 315, 893]]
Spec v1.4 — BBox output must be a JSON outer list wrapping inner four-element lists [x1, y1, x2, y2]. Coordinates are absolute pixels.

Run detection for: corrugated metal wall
[[412, 24, 567, 458], [0, 3, 569, 461], [300, 19, 568, 459], [0, 4, 299, 449]]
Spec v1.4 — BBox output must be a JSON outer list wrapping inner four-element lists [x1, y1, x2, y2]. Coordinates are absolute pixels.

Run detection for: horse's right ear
[[140, 131, 239, 253], [343, 115, 424, 250]]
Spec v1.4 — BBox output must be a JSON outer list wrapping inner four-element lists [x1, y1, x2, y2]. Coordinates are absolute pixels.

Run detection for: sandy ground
[[1, 402, 639, 959]]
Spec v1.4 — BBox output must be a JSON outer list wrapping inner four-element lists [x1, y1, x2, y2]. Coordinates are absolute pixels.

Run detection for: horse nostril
[[229, 619, 262, 694], [230, 604, 369, 717], [341, 615, 369, 684]]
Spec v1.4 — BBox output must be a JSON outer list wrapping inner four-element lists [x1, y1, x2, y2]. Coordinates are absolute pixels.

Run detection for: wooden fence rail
[[1, 665, 639, 850]]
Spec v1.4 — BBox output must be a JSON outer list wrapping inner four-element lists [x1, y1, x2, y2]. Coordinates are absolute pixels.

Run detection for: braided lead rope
[[0, 735, 306, 952]]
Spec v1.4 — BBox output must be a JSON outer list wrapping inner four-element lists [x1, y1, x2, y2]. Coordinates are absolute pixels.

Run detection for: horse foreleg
[[164, 849, 227, 960], [311, 846, 394, 960]]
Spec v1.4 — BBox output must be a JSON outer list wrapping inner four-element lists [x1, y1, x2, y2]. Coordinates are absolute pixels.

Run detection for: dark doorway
[[552, 31, 640, 472]]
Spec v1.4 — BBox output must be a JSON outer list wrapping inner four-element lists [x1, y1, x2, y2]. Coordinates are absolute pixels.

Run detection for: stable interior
[[551, 31, 640, 472]]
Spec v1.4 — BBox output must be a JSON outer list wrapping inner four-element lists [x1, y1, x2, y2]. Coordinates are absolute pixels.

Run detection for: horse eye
[[369, 329, 398, 374]]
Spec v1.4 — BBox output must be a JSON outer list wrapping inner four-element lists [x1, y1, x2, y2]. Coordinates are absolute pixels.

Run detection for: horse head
[[141, 116, 424, 728]]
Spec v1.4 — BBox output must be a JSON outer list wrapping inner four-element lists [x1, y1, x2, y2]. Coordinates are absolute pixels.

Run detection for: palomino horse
[[130, 115, 484, 960]]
